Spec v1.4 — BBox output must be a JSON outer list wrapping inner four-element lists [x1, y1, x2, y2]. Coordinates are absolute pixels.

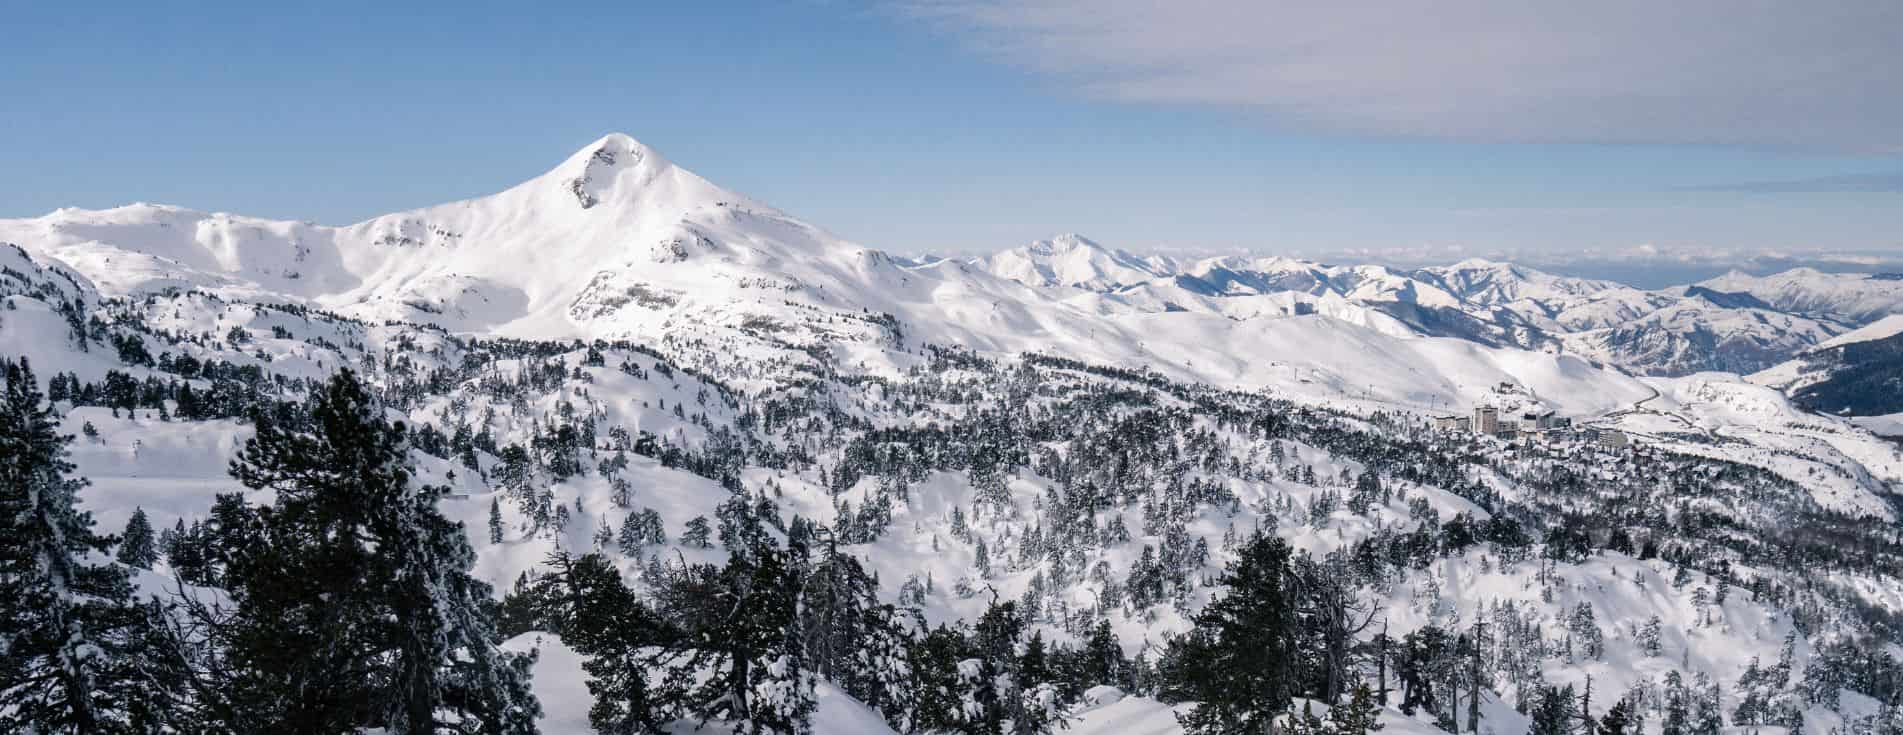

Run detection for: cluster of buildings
[[1434, 405, 1627, 447], [1435, 406, 1566, 437]]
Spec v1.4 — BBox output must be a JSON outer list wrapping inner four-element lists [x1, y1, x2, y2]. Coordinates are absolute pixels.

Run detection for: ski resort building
[[1473, 406, 1500, 435]]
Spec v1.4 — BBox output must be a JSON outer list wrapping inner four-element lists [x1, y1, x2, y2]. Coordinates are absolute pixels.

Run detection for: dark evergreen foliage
[[0, 357, 188, 733], [1165, 531, 1304, 734], [176, 369, 539, 734], [116, 506, 159, 569]]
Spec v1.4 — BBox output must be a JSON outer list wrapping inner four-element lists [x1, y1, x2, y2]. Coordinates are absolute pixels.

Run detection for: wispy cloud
[[899, 0, 1903, 151], [1687, 172, 1903, 193]]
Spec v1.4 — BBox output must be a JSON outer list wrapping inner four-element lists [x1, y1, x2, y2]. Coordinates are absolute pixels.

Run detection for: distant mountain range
[[969, 233, 1903, 377], [6, 133, 1903, 391]]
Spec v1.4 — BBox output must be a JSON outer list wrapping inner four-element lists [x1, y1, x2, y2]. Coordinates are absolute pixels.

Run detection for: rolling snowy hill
[[1701, 269, 1903, 323]]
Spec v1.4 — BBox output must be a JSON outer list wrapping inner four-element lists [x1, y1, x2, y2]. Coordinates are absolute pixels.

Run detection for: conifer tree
[[544, 551, 674, 734], [1328, 684, 1387, 735], [1080, 620, 1128, 690], [1638, 616, 1662, 657], [490, 497, 506, 544], [908, 623, 971, 732], [1691, 674, 1722, 735], [681, 515, 714, 549], [1530, 684, 1578, 735], [195, 368, 539, 734], [1597, 698, 1632, 735], [945, 599, 1059, 735], [0, 357, 186, 733], [1661, 671, 1689, 735], [116, 506, 159, 569], [1167, 531, 1304, 734], [618, 512, 647, 555], [798, 537, 916, 728], [655, 533, 813, 733]]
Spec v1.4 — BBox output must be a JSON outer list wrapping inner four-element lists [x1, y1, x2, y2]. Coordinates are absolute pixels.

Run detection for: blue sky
[[3, 1, 1900, 275]]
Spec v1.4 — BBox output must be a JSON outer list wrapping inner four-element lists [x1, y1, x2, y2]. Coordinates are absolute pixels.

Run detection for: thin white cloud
[[1689, 172, 1903, 193], [901, 0, 1903, 151]]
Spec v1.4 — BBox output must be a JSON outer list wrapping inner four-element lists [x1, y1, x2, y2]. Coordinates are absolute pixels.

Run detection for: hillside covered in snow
[[5, 134, 1903, 735], [972, 237, 1877, 378]]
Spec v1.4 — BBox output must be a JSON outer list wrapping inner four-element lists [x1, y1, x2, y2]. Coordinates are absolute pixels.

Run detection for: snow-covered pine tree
[[1597, 697, 1633, 735], [799, 536, 868, 684], [1638, 616, 1663, 657], [909, 623, 974, 733], [1568, 602, 1603, 660], [941, 599, 1060, 735], [1079, 619, 1128, 690], [0, 357, 187, 733], [1165, 531, 1304, 734], [624, 514, 654, 556], [798, 536, 917, 728], [682, 514, 714, 548], [1662, 671, 1690, 735], [542, 550, 675, 734], [116, 505, 158, 569], [655, 531, 814, 733], [1529, 684, 1578, 735], [202, 368, 539, 734], [1691, 672, 1722, 735], [595, 515, 616, 551], [1332, 683, 1387, 735], [637, 507, 667, 545], [851, 601, 919, 730]]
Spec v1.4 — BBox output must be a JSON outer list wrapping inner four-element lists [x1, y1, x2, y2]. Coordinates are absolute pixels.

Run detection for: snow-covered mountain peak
[[1698, 267, 1903, 323], [1444, 256, 1522, 273], [1024, 232, 1103, 256], [978, 232, 1170, 289], [518, 132, 754, 216], [1420, 258, 1624, 306]]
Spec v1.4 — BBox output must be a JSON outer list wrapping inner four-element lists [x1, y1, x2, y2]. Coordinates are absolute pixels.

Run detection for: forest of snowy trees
[[9, 251, 1903, 735], [0, 359, 1398, 734]]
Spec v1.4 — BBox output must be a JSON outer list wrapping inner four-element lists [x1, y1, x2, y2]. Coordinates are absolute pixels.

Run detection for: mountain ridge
[[9, 133, 1903, 735]]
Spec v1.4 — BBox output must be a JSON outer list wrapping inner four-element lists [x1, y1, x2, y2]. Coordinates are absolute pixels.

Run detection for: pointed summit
[[554, 133, 677, 210], [977, 233, 1173, 289], [564, 133, 671, 173], [1026, 233, 1106, 255]]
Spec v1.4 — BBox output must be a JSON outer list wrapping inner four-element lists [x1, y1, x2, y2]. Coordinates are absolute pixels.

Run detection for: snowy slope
[[1815, 314, 1903, 351], [10, 133, 1903, 735], [977, 233, 1175, 290], [2, 135, 1671, 415], [1700, 269, 1903, 324], [973, 239, 1851, 377], [1600, 375, 1903, 518]]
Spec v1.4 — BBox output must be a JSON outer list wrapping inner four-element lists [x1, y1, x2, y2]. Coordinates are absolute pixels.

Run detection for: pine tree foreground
[[176, 369, 540, 733], [0, 357, 187, 733]]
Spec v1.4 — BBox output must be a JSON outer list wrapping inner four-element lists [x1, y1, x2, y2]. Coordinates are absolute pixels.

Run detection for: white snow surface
[[6, 133, 1903, 735], [1701, 269, 1903, 323], [1815, 313, 1903, 351]]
